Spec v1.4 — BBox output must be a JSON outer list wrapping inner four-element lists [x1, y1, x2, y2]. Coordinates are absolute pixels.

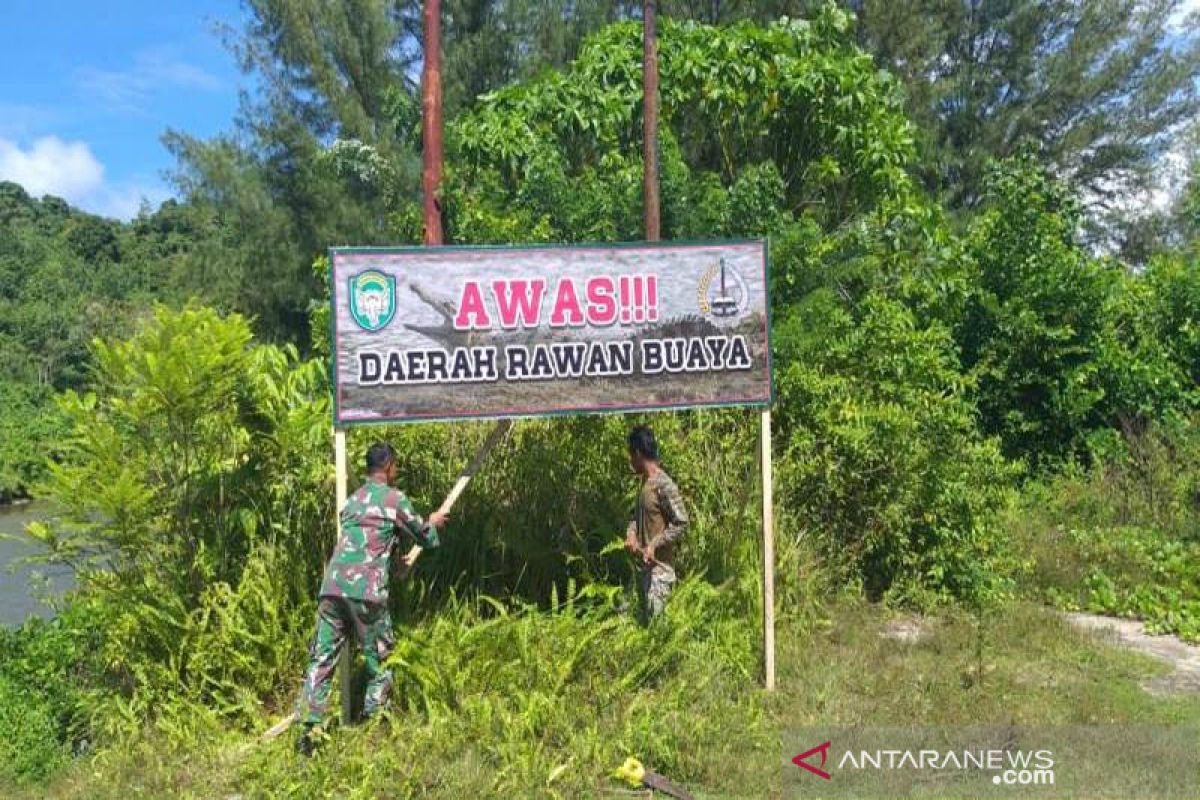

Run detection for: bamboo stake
[[400, 419, 513, 570], [760, 409, 776, 691]]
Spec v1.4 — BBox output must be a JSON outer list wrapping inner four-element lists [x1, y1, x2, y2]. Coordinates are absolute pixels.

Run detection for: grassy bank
[[12, 591, 1198, 800]]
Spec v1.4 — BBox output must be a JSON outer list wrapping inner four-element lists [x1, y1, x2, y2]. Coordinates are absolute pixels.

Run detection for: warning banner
[[331, 240, 771, 424]]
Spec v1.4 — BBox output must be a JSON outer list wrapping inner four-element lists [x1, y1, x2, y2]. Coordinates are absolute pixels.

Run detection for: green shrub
[[775, 291, 1019, 607], [1016, 419, 1200, 641], [24, 305, 332, 738], [0, 603, 111, 767], [21, 305, 775, 748], [0, 672, 67, 786], [51, 577, 776, 799], [957, 157, 1193, 466], [0, 382, 65, 499]]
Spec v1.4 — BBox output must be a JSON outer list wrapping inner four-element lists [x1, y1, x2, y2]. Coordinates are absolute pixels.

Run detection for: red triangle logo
[[792, 740, 832, 780]]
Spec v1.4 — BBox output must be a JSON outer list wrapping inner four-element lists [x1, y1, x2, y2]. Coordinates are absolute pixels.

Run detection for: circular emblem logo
[[348, 269, 397, 332], [697, 258, 748, 323]]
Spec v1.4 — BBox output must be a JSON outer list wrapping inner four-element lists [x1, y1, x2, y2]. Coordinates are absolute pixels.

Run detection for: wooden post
[[421, 0, 444, 245], [333, 427, 353, 723], [642, 0, 660, 241], [760, 408, 776, 691]]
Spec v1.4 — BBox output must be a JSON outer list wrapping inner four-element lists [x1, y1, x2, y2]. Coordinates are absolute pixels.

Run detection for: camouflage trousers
[[297, 596, 395, 726], [637, 563, 676, 623]]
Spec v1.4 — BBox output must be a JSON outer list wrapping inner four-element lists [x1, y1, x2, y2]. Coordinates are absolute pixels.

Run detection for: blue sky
[[0, 0, 246, 219]]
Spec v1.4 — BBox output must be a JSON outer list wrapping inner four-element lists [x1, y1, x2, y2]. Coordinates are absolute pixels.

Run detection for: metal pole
[[422, 0, 444, 246], [642, 0, 661, 241]]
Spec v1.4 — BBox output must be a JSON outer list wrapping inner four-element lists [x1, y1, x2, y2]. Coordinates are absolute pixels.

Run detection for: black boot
[[296, 726, 318, 757]]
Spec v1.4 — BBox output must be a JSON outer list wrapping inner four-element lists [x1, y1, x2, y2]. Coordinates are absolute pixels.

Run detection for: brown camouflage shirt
[[627, 468, 689, 569], [318, 478, 440, 603]]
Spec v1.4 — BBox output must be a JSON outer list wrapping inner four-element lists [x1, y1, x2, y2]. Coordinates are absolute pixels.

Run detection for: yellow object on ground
[[614, 757, 647, 788], [612, 757, 695, 800]]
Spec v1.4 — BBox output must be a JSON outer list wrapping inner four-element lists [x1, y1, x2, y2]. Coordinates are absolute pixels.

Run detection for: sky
[[0, 0, 246, 219]]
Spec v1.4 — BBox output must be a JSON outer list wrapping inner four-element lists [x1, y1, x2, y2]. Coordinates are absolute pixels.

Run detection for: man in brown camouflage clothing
[[296, 442, 447, 755], [624, 425, 690, 622]]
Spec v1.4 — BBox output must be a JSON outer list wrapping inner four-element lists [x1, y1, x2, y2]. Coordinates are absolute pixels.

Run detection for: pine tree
[[849, 0, 1200, 218]]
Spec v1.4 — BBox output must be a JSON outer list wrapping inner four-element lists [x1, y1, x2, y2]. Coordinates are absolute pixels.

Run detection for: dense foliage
[[143, 0, 1200, 350], [956, 157, 1196, 465], [445, 11, 914, 240], [0, 186, 207, 497]]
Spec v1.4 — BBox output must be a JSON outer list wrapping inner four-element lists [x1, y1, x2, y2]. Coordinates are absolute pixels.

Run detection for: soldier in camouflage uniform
[[296, 442, 447, 755], [623, 425, 689, 622]]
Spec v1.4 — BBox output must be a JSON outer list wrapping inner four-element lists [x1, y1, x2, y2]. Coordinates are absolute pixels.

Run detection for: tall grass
[[21, 575, 777, 799]]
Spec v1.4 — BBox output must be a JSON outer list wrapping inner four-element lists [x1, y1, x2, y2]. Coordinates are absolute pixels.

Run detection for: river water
[[0, 502, 74, 627]]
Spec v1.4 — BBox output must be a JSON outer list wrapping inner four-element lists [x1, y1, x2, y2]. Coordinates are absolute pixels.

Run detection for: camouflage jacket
[[318, 479, 440, 603], [627, 469, 689, 568]]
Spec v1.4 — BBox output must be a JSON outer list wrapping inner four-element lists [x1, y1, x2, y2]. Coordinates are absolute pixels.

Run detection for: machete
[[614, 757, 695, 800], [397, 418, 513, 573]]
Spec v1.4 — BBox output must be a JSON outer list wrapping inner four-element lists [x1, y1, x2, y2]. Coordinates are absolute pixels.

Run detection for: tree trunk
[[643, 0, 661, 241], [422, 0, 444, 246]]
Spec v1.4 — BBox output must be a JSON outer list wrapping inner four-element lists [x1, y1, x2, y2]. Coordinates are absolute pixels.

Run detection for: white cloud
[[77, 47, 222, 113], [0, 136, 104, 200], [0, 136, 170, 220], [91, 182, 172, 220], [1169, 0, 1200, 30]]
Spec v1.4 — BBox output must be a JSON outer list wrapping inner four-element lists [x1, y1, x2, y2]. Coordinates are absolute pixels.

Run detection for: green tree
[[851, 0, 1200, 218], [163, 0, 426, 342], [446, 9, 915, 242], [775, 290, 1016, 605], [1144, 252, 1200, 391], [28, 306, 331, 730], [0, 183, 186, 496], [1173, 144, 1200, 252], [956, 156, 1191, 464], [441, 0, 634, 115], [440, 12, 1016, 604]]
